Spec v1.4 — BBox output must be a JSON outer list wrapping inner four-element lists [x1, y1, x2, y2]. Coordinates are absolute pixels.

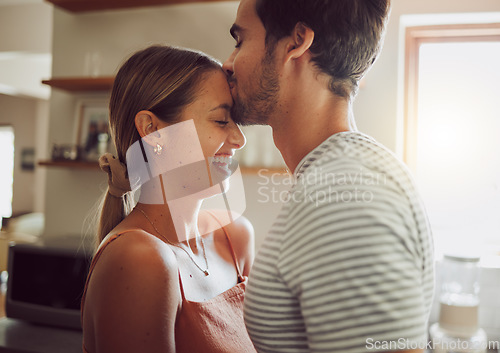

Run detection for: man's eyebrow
[[230, 24, 243, 39], [209, 103, 232, 112]]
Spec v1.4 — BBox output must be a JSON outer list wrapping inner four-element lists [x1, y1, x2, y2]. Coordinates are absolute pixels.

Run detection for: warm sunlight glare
[[0, 126, 14, 219], [416, 42, 500, 262]]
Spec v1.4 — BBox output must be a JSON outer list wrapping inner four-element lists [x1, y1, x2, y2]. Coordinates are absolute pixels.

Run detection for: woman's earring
[[154, 143, 163, 155]]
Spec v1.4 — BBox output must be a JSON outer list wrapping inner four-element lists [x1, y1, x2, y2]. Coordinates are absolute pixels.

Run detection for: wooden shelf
[[38, 160, 290, 175], [46, 0, 234, 13], [38, 160, 101, 170], [42, 77, 114, 92], [240, 166, 290, 175]]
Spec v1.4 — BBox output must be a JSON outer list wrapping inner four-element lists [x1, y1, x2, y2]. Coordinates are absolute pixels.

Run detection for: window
[[403, 24, 500, 264], [0, 125, 14, 219]]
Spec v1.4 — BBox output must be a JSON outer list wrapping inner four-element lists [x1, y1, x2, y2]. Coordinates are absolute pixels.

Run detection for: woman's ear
[[285, 22, 315, 63], [135, 110, 160, 139]]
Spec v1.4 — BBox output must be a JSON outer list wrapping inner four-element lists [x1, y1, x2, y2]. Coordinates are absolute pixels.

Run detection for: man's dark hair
[[255, 0, 391, 98]]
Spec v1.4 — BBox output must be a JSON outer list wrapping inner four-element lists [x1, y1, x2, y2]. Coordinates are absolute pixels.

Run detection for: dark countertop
[[0, 318, 82, 353]]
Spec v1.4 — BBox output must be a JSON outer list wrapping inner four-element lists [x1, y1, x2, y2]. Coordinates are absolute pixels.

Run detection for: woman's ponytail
[[96, 153, 134, 245], [97, 191, 134, 244]]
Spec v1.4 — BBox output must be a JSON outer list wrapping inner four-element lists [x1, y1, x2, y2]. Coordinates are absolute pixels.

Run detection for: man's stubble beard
[[231, 48, 280, 126]]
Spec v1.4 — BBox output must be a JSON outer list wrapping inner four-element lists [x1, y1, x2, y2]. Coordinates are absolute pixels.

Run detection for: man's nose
[[222, 51, 235, 77]]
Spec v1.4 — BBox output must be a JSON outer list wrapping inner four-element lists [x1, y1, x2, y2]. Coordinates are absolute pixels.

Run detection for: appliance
[[5, 237, 93, 330]]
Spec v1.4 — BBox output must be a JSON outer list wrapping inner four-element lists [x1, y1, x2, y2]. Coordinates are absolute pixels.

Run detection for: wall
[[33, 99, 49, 213], [0, 94, 37, 214], [0, 3, 52, 98], [0, 2, 52, 217], [0, 53, 51, 99], [0, 3, 52, 53], [0, 96, 49, 217]]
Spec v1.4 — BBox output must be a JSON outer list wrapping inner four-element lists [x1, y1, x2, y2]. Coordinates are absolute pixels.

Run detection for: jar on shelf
[[430, 254, 487, 353]]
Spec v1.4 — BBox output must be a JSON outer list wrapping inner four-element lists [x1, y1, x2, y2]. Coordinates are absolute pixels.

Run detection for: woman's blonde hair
[[97, 45, 221, 244]]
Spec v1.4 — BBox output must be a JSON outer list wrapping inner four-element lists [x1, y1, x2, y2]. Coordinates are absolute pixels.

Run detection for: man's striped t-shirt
[[244, 131, 434, 353]]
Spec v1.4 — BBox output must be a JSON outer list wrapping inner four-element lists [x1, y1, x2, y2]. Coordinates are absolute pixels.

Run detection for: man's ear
[[285, 22, 314, 62], [135, 110, 161, 140]]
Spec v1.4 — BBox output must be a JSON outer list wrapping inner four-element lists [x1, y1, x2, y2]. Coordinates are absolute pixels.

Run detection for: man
[[223, 1, 434, 353]]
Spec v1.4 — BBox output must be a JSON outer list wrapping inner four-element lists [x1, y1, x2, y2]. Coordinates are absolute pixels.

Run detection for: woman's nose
[[229, 123, 246, 150]]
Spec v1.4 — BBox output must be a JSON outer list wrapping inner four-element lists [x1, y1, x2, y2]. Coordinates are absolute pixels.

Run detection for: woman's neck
[[136, 178, 203, 244]]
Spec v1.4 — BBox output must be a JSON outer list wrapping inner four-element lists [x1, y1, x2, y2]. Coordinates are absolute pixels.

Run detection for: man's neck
[[271, 90, 355, 173]]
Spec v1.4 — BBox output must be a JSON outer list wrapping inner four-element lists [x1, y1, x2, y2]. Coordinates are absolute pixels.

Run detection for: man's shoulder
[[296, 132, 414, 193], [297, 132, 387, 171], [281, 132, 425, 232]]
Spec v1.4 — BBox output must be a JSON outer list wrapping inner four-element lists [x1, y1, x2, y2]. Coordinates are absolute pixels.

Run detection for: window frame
[[403, 23, 500, 170]]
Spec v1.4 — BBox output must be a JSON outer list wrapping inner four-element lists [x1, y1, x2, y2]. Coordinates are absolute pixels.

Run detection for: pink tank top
[[81, 215, 256, 353]]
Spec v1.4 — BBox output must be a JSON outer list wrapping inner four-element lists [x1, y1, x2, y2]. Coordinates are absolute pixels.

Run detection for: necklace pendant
[[204, 270, 209, 276]]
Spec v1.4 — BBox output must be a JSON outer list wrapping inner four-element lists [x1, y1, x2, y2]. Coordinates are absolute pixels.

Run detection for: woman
[[81, 45, 256, 353]]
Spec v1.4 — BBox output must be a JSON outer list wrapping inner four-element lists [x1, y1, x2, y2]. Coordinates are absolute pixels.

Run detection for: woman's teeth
[[213, 155, 231, 164]]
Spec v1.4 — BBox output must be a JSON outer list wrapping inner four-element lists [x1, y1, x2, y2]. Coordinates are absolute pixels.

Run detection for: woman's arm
[[89, 232, 180, 353]]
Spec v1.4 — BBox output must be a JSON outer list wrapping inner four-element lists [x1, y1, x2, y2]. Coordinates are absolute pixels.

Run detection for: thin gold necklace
[[136, 207, 209, 276]]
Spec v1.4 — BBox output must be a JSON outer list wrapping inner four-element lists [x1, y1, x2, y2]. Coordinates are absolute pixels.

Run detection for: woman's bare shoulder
[[85, 229, 179, 352], [95, 228, 179, 280], [88, 228, 181, 310]]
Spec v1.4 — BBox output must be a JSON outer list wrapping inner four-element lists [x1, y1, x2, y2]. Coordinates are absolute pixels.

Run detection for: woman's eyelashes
[[215, 120, 229, 126], [212, 113, 230, 127]]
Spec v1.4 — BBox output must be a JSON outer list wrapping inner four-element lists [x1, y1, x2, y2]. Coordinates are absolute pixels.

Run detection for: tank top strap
[[80, 229, 143, 324], [204, 211, 245, 283], [177, 268, 187, 300]]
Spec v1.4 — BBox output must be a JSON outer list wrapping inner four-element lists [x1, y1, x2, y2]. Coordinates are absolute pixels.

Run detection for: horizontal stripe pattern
[[244, 132, 434, 353]]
